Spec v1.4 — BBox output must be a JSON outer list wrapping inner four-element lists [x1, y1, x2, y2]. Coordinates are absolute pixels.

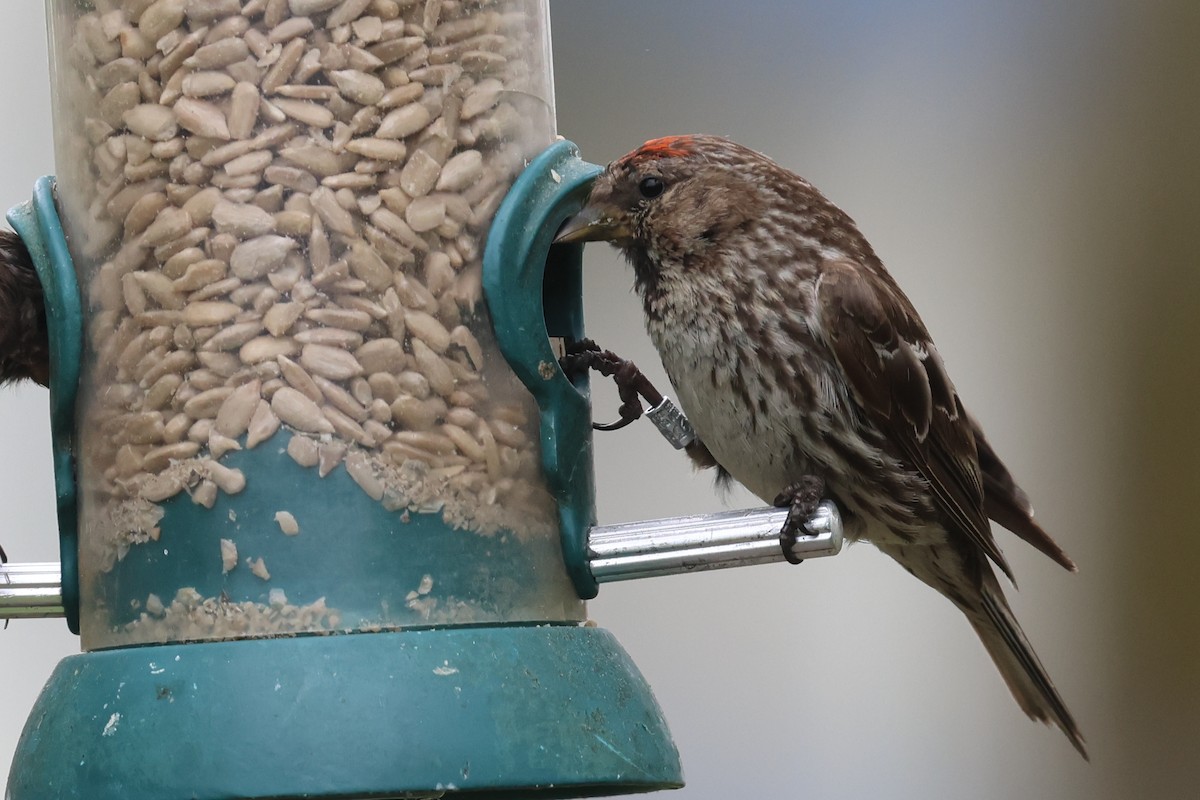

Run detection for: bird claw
[[774, 476, 827, 565], [559, 339, 666, 432]]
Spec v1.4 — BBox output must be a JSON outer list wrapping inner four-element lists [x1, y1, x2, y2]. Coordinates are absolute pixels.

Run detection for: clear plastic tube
[[45, 0, 582, 649]]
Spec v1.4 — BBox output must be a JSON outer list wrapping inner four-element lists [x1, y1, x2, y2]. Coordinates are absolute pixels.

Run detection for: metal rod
[[587, 500, 843, 582], [0, 562, 65, 619], [0, 504, 843, 615]]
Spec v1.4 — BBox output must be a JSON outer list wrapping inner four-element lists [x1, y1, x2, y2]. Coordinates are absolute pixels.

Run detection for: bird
[[0, 227, 48, 567], [555, 134, 1086, 758], [0, 229, 48, 389]]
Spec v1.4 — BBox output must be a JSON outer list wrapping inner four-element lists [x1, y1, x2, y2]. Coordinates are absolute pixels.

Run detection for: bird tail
[[970, 416, 1077, 572], [966, 572, 1088, 759]]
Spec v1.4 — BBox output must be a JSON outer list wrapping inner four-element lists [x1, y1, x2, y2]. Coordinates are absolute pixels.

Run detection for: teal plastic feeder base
[[7, 626, 682, 799]]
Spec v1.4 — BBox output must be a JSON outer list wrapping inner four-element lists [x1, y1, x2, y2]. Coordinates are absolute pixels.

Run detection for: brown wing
[[817, 259, 1015, 583], [970, 415, 1077, 571]]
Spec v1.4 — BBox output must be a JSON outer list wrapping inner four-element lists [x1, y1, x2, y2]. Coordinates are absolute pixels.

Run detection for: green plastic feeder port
[[5, 0, 681, 796]]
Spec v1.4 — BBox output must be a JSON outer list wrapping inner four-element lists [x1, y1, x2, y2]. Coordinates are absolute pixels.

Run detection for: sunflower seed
[[184, 38, 250, 70], [229, 234, 297, 279], [436, 149, 482, 191], [287, 433, 320, 467], [207, 431, 242, 459], [271, 97, 336, 128], [214, 379, 262, 438], [174, 97, 231, 140], [329, 69, 386, 105], [223, 151, 274, 177], [141, 441, 201, 473], [246, 400, 281, 447], [183, 301, 241, 327], [300, 343, 364, 381], [182, 71, 236, 97], [271, 386, 334, 433], [355, 338, 406, 374], [290, 0, 342, 14], [405, 310, 451, 353], [397, 147, 441, 196], [240, 336, 299, 363], [317, 440, 347, 476], [140, 472, 187, 503], [226, 82, 261, 139], [368, 372, 401, 404], [404, 195, 445, 232], [345, 451, 385, 500], [213, 200, 277, 237], [323, 403, 370, 444], [263, 301, 305, 336], [140, 206, 193, 246], [442, 422, 485, 462], [376, 102, 432, 139], [294, 327, 363, 348], [309, 187, 357, 236], [124, 104, 179, 140], [140, 0, 187, 42], [342, 238, 392, 289], [183, 387, 235, 420], [200, 321, 262, 352], [410, 338, 455, 397]]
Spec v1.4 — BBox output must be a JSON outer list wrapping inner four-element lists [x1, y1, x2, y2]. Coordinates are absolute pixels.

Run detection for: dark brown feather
[[685, 437, 735, 491], [818, 259, 1015, 583], [972, 417, 1077, 571], [0, 230, 48, 387]]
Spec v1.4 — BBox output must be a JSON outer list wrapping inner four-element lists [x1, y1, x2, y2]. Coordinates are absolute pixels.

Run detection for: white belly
[[648, 304, 927, 547], [651, 312, 821, 504], [672, 373, 795, 502]]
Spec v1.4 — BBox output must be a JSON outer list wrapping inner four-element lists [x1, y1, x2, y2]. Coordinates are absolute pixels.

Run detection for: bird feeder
[[2, 2, 841, 798]]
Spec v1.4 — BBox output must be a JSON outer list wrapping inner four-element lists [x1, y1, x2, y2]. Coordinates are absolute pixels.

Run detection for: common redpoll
[[557, 134, 1086, 757], [0, 229, 47, 387]]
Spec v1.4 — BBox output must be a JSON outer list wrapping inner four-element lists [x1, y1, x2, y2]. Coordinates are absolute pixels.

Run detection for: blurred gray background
[[2, 1, 1198, 798]]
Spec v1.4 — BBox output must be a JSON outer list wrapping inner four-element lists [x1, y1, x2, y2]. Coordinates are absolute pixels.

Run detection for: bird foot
[[559, 339, 666, 431], [773, 476, 827, 565]]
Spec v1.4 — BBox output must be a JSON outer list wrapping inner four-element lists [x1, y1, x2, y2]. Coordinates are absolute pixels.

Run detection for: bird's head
[[554, 135, 771, 266]]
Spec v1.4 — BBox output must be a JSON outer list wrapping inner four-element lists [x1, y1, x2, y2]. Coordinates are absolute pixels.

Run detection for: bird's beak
[[554, 202, 631, 244]]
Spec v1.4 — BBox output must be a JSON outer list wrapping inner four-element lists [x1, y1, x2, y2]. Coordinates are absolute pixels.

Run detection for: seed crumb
[[247, 557, 270, 581], [274, 510, 300, 535]]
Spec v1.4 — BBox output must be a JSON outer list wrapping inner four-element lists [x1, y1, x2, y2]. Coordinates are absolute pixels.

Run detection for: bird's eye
[[638, 175, 665, 199]]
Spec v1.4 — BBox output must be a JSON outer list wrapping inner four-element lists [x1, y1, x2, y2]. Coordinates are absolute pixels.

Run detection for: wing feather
[[818, 260, 1015, 583]]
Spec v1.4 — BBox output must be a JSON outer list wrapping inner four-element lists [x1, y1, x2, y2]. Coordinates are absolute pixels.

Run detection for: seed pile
[[123, 586, 342, 642], [52, 0, 564, 639]]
